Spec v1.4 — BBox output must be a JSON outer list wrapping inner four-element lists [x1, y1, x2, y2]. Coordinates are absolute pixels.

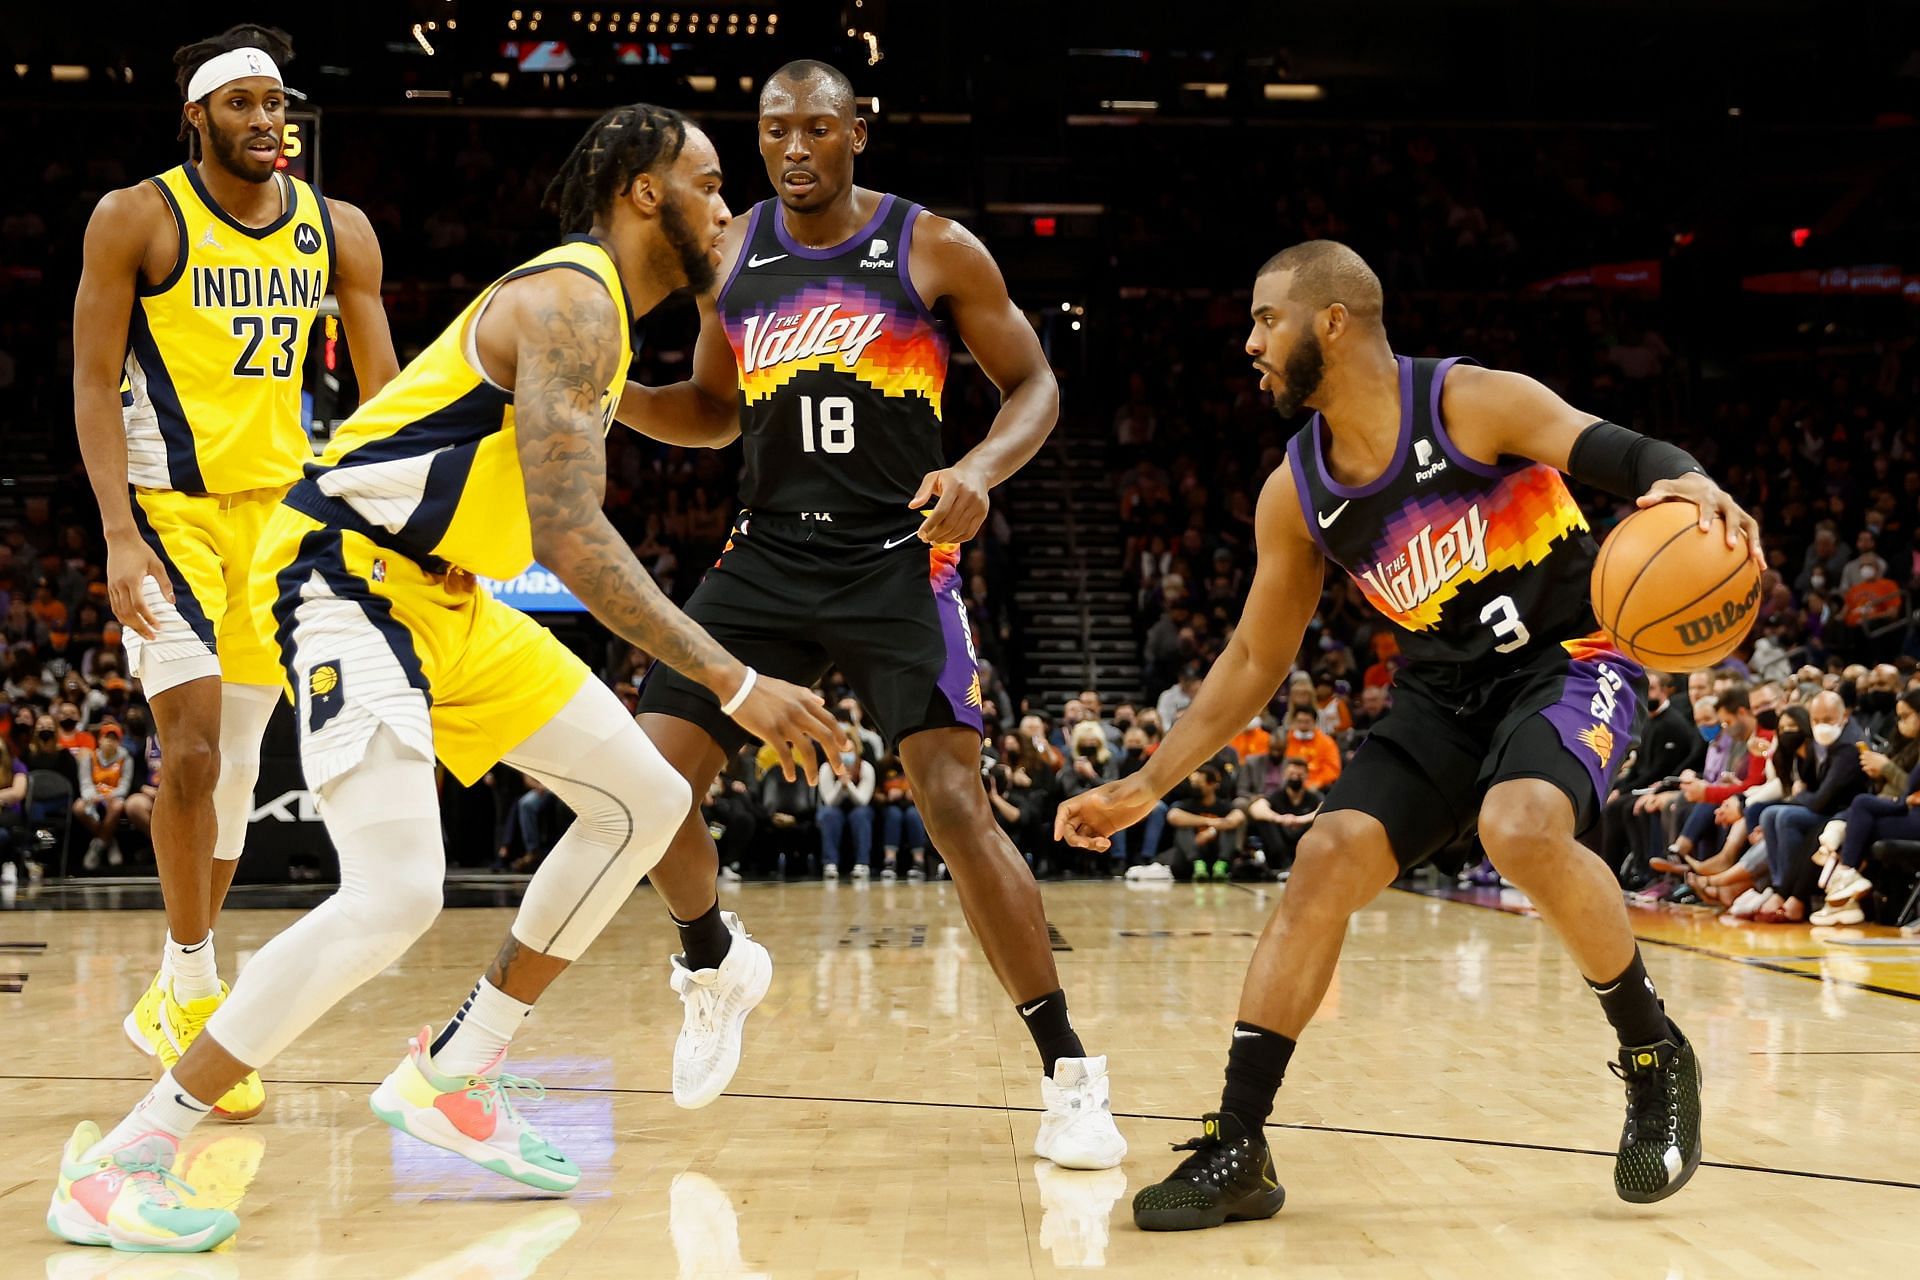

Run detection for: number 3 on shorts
[[799, 395, 856, 454], [1481, 593, 1531, 654]]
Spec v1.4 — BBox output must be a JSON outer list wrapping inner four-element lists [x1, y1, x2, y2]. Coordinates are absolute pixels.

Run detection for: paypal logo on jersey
[[1414, 438, 1449, 482], [861, 237, 894, 269]]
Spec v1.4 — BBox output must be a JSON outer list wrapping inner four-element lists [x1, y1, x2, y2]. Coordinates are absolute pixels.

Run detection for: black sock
[[1220, 1021, 1295, 1134], [672, 899, 733, 972], [1017, 989, 1085, 1076], [1588, 947, 1671, 1047]]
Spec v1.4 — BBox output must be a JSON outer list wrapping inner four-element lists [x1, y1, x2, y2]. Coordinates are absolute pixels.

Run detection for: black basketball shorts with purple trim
[[636, 509, 986, 756], [1322, 634, 1647, 870]]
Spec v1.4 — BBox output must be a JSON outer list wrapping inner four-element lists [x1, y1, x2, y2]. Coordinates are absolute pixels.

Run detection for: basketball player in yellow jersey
[[71, 23, 397, 1123], [49, 104, 850, 1254]]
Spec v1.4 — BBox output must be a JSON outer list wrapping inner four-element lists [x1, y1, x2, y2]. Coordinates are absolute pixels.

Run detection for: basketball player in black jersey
[[1059, 241, 1762, 1229], [619, 60, 1126, 1169]]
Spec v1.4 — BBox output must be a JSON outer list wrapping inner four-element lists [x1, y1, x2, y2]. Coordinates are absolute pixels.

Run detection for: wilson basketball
[[1591, 500, 1762, 670]]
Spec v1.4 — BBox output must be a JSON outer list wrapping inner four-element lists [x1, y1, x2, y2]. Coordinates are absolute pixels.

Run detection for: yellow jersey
[[123, 164, 332, 495], [289, 236, 635, 581]]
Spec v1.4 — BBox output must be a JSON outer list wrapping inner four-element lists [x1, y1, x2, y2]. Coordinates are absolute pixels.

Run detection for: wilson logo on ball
[[1671, 577, 1761, 649]]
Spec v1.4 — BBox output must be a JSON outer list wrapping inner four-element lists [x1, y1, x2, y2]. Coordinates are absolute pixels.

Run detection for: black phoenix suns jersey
[[1288, 356, 1605, 691], [717, 193, 950, 515]]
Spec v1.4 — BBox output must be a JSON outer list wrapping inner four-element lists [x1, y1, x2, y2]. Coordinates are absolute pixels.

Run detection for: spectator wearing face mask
[[1856, 664, 1904, 742], [1819, 690, 1920, 922], [1165, 765, 1248, 882], [1750, 614, 1796, 682], [1060, 721, 1117, 797], [1840, 529, 1890, 591], [1227, 716, 1270, 766], [1749, 691, 1869, 923], [817, 730, 878, 880], [1246, 755, 1322, 873], [1794, 522, 1848, 596], [1, 737, 30, 888], [1110, 726, 1168, 865], [1281, 708, 1341, 791], [1840, 560, 1901, 631], [53, 701, 94, 754]]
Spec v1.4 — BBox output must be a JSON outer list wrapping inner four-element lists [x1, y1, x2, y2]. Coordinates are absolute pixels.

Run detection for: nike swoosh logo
[[747, 253, 788, 268], [883, 533, 923, 549], [1231, 1028, 1263, 1039], [1317, 500, 1351, 529], [1020, 999, 1050, 1016], [175, 1092, 211, 1112]]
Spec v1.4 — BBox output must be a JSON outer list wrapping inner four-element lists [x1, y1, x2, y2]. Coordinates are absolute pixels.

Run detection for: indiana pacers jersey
[[123, 164, 332, 494], [717, 193, 950, 515], [1289, 356, 1601, 690], [290, 235, 635, 580]]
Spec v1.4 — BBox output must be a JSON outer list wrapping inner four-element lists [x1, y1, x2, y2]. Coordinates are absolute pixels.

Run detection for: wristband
[[1566, 420, 1703, 499], [719, 667, 757, 717]]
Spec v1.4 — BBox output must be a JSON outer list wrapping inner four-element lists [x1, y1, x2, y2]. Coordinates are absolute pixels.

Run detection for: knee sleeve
[[212, 683, 281, 860], [502, 680, 692, 962], [202, 729, 443, 1066]]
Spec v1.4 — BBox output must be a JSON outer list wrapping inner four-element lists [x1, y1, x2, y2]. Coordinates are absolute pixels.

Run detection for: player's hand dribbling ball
[[1591, 499, 1762, 670]]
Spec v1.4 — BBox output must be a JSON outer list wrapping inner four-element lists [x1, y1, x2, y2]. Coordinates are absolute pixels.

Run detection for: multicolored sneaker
[[126, 977, 265, 1124], [46, 1122, 240, 1253], [369, 1027, 580, 1192]]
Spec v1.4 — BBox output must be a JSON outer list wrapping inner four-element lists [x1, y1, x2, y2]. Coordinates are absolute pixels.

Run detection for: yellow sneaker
[[122, 970, 168, 1068], [154, 984, 267, 1124], [173, 1130, 266, 1214]]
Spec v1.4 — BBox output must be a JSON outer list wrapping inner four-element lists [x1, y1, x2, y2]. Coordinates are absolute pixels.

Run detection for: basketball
[[1591, 500, 1762, 670]]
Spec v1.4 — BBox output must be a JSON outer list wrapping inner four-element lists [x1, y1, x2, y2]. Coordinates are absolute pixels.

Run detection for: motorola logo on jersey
[[1358, 505, 1491, 620], [738, 303, 888, 374], [294, 224, 322, 254]]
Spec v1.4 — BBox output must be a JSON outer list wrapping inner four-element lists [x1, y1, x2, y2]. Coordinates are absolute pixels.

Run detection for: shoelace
[[462, 1072, 548, 1126], [1166, 1130, 1227, 1180], [108, 1156, 197, 1209], [677, 977, 722, 1043], [1609, 1056, 1671, 1143]]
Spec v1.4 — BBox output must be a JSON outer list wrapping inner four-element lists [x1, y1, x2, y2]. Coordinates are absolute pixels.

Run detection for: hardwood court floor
[[2, 877, 1917, 1278]]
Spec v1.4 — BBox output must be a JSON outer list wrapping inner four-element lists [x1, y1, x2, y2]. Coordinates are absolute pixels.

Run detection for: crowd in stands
[[4, 111, 1916, 931]]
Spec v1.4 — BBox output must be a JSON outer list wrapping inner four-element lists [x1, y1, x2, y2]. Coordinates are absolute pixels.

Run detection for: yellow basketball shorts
[[126, 485, 290, 693], [252, 505, 591, 791]]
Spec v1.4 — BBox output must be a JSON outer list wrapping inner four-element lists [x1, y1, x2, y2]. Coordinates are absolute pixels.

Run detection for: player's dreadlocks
[[173, 24, 295, 160], [544, 104, 691, 235]]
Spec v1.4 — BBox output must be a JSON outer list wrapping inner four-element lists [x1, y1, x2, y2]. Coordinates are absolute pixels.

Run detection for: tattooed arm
[[490, 269, 849, 778]]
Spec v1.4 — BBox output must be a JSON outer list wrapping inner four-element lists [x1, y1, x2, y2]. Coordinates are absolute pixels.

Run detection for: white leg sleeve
[[201, 727, 444, 1067], [501, 679, 692, 962], [212, 683, 281, 861]]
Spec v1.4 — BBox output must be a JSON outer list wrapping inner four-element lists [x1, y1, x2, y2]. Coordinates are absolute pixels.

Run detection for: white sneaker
[[1033, 1056, 1127, 1170], [1826, 866, 1873, 904], [719, 865, 743, 883], [669, 912, 773, 1109], [1034, 1160, 1128, 1268], [106, 843, 124, 868], [1724, 887, 1769, 919], [880, 865, 898, 882], [823, 864, 839, 880], [1124, 862, 1173, 882], [1811, 901, 1867, 926], [82, 840, 104, 872], [851, 864, 870, 881], [0, 863, 14, 888]]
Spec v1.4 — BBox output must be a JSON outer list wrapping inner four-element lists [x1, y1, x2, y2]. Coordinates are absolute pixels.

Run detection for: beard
[[205, 116, 278, 185], [660, 194, 716, 293], [1268, 329, 1326, 418]]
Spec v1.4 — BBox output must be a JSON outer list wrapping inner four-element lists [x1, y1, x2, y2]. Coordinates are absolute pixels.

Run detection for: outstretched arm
[[905, 215, 1058, 544], [499, 270, 848, 779], [1056, 466, 1324, 849], [1441, 364, 1761, 564], [326, 199, 400, 400]]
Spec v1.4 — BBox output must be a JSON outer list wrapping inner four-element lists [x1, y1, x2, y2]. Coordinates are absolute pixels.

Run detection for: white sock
[[88, 1071, 213, 1158], [166, 932, 220, 1001], [429, 977, 533, 1076]]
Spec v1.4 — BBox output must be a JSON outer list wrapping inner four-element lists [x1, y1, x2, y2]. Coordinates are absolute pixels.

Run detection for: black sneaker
[[1609, 1024, 1702, 1203], [1131, 1112, 1285, 1231]]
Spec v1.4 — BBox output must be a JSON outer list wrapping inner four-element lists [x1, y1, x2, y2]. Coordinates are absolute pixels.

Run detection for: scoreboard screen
[[276, 109, 319, 186]]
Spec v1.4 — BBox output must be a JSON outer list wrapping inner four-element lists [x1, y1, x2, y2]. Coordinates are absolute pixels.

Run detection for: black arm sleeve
[[1565, 420, 1704, 499]]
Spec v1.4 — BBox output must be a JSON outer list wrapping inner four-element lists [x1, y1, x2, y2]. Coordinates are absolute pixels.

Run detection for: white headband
[[187, 47, 282, 102]]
